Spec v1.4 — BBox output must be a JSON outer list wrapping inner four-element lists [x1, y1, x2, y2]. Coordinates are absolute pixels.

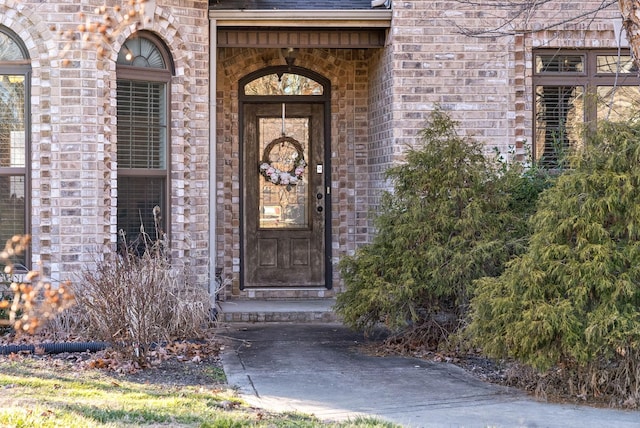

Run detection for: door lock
[[315, 187, 325, 215]]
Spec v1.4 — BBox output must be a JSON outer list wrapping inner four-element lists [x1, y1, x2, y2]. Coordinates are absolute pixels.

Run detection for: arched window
[[116, 32, 173, 250], [0, 26, 30, 266]]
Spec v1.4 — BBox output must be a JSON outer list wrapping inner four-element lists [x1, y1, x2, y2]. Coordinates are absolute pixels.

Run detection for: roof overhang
[[209, 10, 392, 28]]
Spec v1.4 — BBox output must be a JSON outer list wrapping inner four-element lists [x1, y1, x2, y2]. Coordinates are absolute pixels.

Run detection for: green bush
[[468, 120, 640, 405], [335, 110, 546, 338]]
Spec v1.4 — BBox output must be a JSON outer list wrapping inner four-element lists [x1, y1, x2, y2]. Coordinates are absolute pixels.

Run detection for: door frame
[[238, 65, 332, 290]]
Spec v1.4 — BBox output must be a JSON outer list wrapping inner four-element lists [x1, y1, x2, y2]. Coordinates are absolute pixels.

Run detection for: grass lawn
[[0, 356, 398, 427]]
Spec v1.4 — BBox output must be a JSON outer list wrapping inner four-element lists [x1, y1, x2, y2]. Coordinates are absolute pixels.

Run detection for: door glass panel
[[258, 116, 309, 229]]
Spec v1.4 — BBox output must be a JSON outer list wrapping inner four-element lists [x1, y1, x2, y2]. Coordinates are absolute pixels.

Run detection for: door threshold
[[235, 287, 333, 300]]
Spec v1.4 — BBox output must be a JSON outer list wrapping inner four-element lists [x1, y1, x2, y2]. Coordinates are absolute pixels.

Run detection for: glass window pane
[[117, 80, 166, 169], [258, 117, 309, 229], [535, 55, 584, 73], [117, 37, 166, 69], [597, 86, 640, 122], [596, 55, 638, 74], [0, 76, 25, 168], [0, 31, 25, 61], [117, 176, 165, 247], [245, 73, 323, 96], [0, 175, 25, 264], [535, 86, 584, 167]]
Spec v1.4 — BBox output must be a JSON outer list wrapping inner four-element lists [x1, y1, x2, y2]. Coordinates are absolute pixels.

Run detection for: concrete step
[[216, 299, 338, 323]]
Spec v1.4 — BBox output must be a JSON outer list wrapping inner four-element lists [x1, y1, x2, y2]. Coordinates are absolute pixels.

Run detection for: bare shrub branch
[[0, 236, 75, 335], [451, 0, 618, 37], [53, 0, 151, 65], [74, 209, 212, 366]]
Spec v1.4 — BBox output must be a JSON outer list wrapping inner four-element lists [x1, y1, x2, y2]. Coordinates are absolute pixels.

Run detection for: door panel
[[243, 103, 326, 288]]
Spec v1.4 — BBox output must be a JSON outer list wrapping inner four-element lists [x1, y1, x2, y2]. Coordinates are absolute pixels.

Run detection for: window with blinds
[[116, 176, 165, 248], [534, 85, 583, 168], [0, 26, 29, 266], [534, 50, 640, 168], [0, 176, 25, 257], [116, 80, 166, 170], [116, 32, 171, 249]]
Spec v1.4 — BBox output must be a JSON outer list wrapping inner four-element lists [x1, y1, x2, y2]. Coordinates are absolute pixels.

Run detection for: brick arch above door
[[218, 47, 372, 90]]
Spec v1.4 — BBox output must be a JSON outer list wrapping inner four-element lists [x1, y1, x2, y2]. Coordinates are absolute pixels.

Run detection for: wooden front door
[[242, 102, 328, 288]]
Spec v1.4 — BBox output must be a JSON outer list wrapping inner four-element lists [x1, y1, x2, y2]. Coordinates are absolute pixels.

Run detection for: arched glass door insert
[[244, 72, 323, 96], [239, 66, 331, 289]]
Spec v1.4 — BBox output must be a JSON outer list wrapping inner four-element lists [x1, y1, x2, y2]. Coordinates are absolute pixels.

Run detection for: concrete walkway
[[217, 322, 640, 428]]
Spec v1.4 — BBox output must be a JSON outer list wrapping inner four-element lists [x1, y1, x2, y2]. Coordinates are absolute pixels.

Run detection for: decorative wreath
[[259, 136, 307, 186]]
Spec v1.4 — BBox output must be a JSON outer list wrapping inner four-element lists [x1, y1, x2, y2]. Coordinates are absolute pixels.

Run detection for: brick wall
[[0, 0, 210, 286], [366, 41, 394, 236], [387, 0, 622, 163]]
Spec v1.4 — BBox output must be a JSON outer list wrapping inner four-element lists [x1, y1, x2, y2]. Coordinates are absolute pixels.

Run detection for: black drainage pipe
[[0, 341, 109, 355]]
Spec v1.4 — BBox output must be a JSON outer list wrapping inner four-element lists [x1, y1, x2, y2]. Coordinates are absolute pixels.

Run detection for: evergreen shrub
[[334, 110, 546, 343], [468, 120, 640, 406]]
